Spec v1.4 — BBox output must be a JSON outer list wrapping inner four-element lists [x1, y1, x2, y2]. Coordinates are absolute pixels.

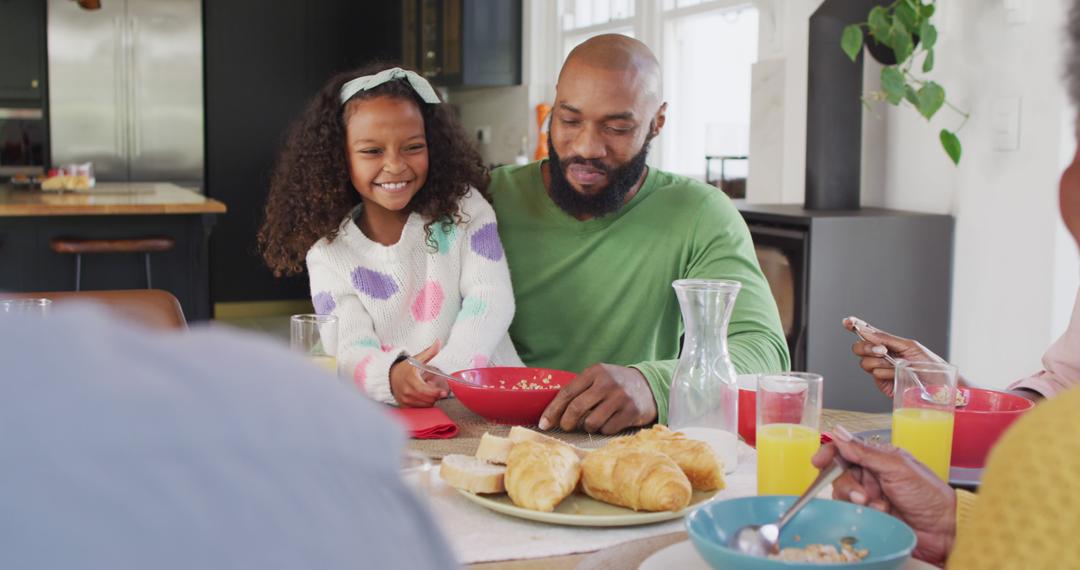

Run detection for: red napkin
[[389, 406, 459, 439]]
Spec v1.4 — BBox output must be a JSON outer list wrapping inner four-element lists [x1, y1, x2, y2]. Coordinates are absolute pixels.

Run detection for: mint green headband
[[339, 67, 441, 105]]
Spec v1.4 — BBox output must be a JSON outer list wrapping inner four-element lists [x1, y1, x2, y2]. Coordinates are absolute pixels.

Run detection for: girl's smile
[[343, 95, 430, 244]]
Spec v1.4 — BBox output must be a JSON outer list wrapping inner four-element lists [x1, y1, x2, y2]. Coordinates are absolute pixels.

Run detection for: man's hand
[[814, 426, 957, 565], [538, 363, 657, 434], [842, 317, 951, 397], [389, 341, 448, 407]]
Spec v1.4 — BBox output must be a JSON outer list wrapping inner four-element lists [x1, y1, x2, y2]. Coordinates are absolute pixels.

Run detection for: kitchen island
[[0, 183, 226, 320]]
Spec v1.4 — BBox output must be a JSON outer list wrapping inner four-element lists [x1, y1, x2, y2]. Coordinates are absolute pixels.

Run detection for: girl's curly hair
[[258, 63, 490, 276]]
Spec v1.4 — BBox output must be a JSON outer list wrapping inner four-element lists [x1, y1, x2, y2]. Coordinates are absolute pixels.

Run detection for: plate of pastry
[[441, 425, 725, 527]]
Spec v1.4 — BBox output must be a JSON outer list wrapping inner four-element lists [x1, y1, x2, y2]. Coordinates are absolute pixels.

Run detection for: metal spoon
[[730, 456, 851, 557], [404, 356, 460, 384], [848, 322, 966, 407]]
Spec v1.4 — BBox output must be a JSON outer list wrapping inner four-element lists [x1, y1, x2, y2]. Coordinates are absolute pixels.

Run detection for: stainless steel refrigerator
[[47, 0, 204, 187]]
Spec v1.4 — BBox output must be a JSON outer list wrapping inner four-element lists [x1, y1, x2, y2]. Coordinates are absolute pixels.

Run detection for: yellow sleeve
[[954, 489, 978, 535], [946, 387, 1080, 570]]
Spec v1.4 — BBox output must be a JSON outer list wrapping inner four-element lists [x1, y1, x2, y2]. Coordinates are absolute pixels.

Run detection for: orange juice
[[309, 355, 338, 376], [892, 407, 954, 481], [757, 423, 821, 496]]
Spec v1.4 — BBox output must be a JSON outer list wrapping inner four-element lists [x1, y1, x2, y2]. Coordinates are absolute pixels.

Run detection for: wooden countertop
[[0, 183, 228, 216]]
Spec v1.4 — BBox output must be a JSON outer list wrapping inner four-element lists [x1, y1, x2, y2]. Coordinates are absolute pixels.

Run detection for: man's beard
[[546, 134, 651, 219]]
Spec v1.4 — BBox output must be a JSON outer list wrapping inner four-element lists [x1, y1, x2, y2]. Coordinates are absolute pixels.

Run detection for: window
[[536, 1, 759, 184]]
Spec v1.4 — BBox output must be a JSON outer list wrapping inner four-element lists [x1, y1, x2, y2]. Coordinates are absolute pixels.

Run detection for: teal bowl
[[686, 496, 916, 569]]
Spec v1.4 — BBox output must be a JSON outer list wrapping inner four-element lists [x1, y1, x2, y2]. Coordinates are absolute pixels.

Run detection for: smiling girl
[[259, 64, 522, 407]]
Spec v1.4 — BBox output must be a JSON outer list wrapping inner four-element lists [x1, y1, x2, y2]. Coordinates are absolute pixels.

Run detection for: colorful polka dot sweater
[[306, 189, 523, 404]]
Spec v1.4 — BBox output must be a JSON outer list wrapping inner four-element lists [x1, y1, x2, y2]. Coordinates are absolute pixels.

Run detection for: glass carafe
[[668, 279, 741, 474]]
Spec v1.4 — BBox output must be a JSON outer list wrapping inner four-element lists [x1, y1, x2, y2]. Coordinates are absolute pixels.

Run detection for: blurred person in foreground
[[815, 3, 1080, 566], [0, 304, 456, 570]]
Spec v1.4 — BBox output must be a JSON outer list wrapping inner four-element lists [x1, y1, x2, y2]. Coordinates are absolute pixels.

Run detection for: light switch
[[992, 96, 1021, 151]]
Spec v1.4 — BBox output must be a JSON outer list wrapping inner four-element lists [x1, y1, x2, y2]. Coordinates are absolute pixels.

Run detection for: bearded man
[[490, 34, 789, 434]]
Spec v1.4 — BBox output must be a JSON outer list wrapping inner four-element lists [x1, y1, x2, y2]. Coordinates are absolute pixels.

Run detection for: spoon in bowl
[[405, 356, 461, 384], [730, 456, 851, 557]]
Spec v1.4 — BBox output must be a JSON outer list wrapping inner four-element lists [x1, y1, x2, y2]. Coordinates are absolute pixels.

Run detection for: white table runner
[[425, 443, 763, 564]]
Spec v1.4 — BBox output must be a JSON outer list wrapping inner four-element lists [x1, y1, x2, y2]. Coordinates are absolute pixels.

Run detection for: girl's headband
[[339, 67, 441, 105]]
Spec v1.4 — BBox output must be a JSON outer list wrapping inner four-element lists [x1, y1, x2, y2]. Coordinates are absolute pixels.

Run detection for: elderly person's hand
[[842, 317, 952, 397], [814, 426, 957, 566], [538, 363, 657, 434]]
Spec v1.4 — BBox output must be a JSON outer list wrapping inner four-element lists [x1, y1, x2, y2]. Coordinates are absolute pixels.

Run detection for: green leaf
[[904, 85, 920, 106], [892, 30, 914, 63], [868, 6, 889, 40], [919, 19, 931, 42], [921, 3, 936, 19], [841, 25, 864, 62], [940, 129, 962, 164], [922, 48, 935, 72], [916, 81, 945, 119], [922, 24, 938, 50], [881, 67, 906, 105], [896, 2, 918, 30]]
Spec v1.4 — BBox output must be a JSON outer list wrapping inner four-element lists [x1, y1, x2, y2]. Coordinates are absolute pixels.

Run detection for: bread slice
[[509, 426, 591, 460], [439, 454, 506, 494], [475, 432, 513, 464]]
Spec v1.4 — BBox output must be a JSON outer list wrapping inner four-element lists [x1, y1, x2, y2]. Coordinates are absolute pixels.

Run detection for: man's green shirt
[[491, 161, 790, 423]]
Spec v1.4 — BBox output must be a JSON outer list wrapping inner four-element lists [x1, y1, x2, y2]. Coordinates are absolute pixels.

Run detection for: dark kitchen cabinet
[[0, 0, 47, 102], [203, 0, 402, 303], [402, 0, 521, 87]]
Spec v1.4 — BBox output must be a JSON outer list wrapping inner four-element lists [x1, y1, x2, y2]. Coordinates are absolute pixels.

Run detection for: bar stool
[[49, 237, 176, 291]]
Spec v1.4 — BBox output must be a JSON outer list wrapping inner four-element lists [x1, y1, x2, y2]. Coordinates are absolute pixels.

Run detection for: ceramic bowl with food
[[448, 367, 575, 425], [951, 388, 1035, 468], [686, 496, 916, 570]]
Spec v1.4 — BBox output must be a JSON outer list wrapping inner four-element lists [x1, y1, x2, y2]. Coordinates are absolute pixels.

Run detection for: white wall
[[753, 0, 1078, 388]]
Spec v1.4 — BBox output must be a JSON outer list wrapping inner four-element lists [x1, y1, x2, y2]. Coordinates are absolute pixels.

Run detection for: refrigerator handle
[[128, 16, 141, 159], [113, 15, 126, 161]]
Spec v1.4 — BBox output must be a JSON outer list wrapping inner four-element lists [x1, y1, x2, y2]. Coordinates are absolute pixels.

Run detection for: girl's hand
[[813, 426, 957, 566], [389, 341, 448, 407]]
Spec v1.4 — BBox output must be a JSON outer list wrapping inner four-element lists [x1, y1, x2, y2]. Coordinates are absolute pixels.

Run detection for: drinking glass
[[0, 298, 52, 316], [891, 360, 958, 481], [290, 314, 339, 376], [736, 374, 758, 446], [401, 450, 434, 503], [756, 372, 823, 496]]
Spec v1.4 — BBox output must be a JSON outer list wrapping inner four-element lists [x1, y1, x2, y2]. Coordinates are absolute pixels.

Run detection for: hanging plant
[[841, 0, 969, 164]]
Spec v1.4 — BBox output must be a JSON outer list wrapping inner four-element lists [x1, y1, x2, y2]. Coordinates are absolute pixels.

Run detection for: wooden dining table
[[406, 398, 892, 569]]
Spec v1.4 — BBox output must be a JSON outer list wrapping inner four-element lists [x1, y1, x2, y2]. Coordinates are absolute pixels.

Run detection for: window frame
[[533, 0, 759, 173]]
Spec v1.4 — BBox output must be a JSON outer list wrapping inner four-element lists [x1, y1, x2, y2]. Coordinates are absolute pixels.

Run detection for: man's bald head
[[559, 34, 663, 105]]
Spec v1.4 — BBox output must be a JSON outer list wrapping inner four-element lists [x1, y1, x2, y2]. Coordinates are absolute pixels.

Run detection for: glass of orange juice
[[891, 360, 958, 481], [756, 372, 823, 496], [290, 314, 339, 376]]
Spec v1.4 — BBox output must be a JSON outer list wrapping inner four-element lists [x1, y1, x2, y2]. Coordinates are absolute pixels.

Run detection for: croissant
[[504, 440, 581, 512], [606, 425, 725, 491], [580, 446, 692, 512]]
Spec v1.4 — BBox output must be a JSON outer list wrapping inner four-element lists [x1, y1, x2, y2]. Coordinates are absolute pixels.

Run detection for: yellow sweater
[[947, 386, 1080, 569]]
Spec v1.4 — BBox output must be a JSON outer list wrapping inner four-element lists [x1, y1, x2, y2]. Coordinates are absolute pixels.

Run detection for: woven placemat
[[407, 400, 891, 459], [406, 399, 631, 459], [821, 409, 891, 434], [575, 532, 687, 570]]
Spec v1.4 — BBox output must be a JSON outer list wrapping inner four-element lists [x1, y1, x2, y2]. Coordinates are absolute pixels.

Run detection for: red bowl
[[951, 388, 1035, 468], [448, 367, 576, 425]]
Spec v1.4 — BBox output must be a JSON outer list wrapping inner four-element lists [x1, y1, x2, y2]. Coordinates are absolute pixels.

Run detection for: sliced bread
[[439, 454, 506, 494], [475, 432, 513, 464], [508, 426, 591, 460]]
